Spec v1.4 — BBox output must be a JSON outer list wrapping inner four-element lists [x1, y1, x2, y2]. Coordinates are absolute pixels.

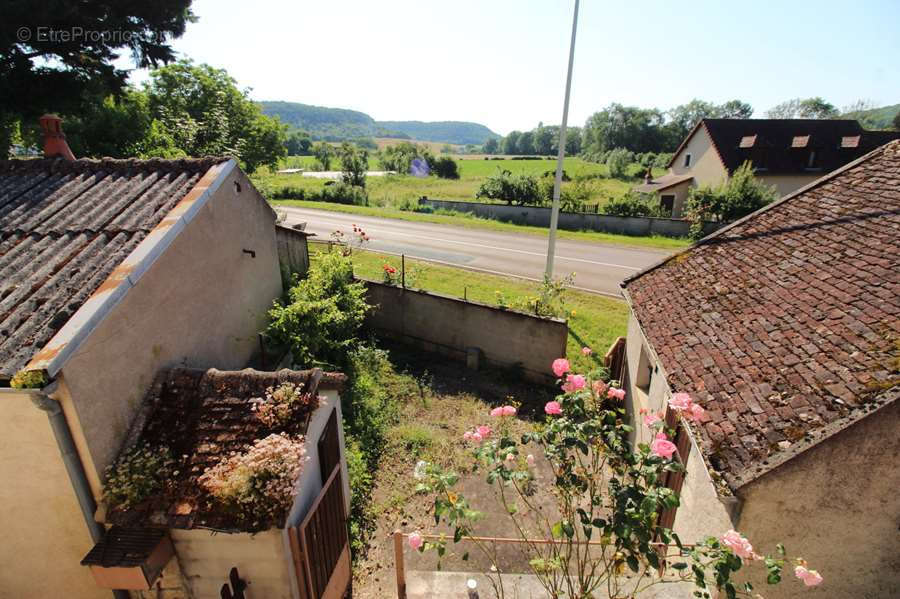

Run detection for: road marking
[[285, 212, 642, 271]]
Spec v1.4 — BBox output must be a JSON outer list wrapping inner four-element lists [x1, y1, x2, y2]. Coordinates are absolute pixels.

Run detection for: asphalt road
[[279, 207, 672, 297]]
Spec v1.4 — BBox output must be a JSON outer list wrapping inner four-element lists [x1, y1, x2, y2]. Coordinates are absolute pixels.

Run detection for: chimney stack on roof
[[644, 168, 653, 183], [39, 114, 75, 161]]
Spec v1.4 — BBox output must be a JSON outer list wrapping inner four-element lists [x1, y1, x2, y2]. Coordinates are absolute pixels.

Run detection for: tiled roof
[[107, 367, 345, 532], [0, 157, 228, 383], [669, 119, 900, 174], [625, 141, 900, 491]]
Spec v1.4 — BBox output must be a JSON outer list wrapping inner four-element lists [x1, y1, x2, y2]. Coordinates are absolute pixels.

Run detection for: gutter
[[11, 383, 130, 599]]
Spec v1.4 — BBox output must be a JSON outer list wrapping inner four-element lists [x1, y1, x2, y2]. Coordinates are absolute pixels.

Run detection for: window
[[806, 150, 818, 169], [660, 195, 675, 216], [635, 346, 653, 394], [683, 153, 692, 168]]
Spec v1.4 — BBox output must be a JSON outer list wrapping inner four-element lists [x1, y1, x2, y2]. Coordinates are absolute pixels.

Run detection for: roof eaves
[[25, 159, 237, 377], [621, 141, 892, 288]]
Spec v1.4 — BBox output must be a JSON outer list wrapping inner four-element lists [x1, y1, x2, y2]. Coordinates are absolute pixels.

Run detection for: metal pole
[[401, 254, 406, 289], [545, 0, 580, 279]]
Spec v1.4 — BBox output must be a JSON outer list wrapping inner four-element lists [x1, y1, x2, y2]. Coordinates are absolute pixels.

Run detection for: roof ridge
[[623, 140, 894, 287], [0, 156, 232, 175]]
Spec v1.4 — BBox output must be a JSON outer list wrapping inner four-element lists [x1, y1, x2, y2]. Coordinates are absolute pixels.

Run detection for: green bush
[[426, 155, 460, 179], [603, 191, 664, 217], [476, 168, 540, 205], [605, 147, 633, 178], [685, 161, 776, 238], [339, 142, 368, 188], [266, 251, 371, 367]]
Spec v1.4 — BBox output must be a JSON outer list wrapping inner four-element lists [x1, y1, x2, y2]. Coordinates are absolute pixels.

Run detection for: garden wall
[[363, 281, 567, 384], [275, 224, 311, 277], [418, 198, 722, 238]]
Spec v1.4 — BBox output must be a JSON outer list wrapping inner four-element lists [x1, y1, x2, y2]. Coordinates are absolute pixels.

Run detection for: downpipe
[[30, 382, 130, 599]]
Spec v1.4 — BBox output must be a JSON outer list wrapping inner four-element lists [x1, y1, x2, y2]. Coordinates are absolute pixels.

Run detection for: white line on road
[[286, 212, 642, 271]]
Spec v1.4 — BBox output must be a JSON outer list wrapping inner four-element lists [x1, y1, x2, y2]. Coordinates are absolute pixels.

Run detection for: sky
[[127, 0, 900, 135]]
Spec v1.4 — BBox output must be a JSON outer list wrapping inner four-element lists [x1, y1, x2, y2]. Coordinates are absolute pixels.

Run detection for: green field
[[309, 243, 630, 374], [255, 156, 658, 209]]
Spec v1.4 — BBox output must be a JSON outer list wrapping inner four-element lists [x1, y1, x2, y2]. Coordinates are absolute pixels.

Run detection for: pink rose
[[471, 431, 482, 442], [607, 387, 626, 401], [408, 531, 423, 551], [669, 392, 693, 412], [502, 405, 517, 416], [490, 407, 504, 417], [463, 431, 473, 441], [720, 530, 754, 559], [544, 401, 562, 415], [552, 358, 571, 377], [477, 425, 492, 438], [581, 347, 592, 356], [526, 454, 535, 467], [592, 380, 608, 396], [643, 412, 662, 427], [562, 374, 586, 392], [688, 402, 706, 422], [651, 437, 677, 459], [794, 566, 823, 587], [505, 453, 516, 462]]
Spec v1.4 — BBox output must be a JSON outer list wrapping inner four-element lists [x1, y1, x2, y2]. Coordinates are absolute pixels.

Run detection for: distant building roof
[[668, 119, 900, 174], [633, 173, 694, 194], [0, 157, 229, 384], [625, 141, 900, 491], [107, 367, 345, 532]]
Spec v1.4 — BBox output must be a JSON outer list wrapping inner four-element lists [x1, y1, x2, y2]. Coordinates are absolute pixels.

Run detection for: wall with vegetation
[[419, 198, 721, 238], [364, 281, 568, 383]]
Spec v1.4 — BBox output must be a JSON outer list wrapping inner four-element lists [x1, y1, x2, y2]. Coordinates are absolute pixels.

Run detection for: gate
[[288, 463, 350, 599]]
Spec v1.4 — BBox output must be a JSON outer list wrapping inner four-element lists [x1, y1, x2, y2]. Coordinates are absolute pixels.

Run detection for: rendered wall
[[61, 165, 282, 493], [0, 390, 105, 599], [418, 198, 721, 238], [171, 528, 292, 599], [757, 173, 822, 198], [735, 399, 900, 599], [364, 281, 568, 383], [669, 126, 728, 186]]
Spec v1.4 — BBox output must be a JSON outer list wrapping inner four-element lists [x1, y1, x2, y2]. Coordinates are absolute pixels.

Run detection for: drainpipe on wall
[[29, 383, 130, 599]]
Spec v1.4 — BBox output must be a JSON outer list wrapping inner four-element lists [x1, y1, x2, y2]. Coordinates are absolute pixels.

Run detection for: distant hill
[[258, 101, 499, 144], [843, 103, 899, 129]]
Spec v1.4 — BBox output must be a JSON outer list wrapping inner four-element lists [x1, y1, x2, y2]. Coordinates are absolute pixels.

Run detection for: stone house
[[0, 118, 334, 599], [635, 118, 900, 218], [620, 141, 900, 598]]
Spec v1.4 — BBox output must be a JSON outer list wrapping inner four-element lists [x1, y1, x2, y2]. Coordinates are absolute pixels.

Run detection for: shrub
[[605, 147, 633, 178], [252, 382, 321, 428], [199, 433, 307, 528], [653, 152, 673, 168], [266, 250, 371, 367], [685, 161, 777, 238], [603, 191, 663, 217], [104, 445, 174, 510], [426, 155, 459, 179], [476, 169, 540, 205]]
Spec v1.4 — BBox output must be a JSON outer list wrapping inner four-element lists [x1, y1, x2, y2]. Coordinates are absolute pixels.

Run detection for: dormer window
[[683, 153, 692, 168], [739, 135, 756, 148], [841, 135, 860, 148], [792, 135, 810, 148]]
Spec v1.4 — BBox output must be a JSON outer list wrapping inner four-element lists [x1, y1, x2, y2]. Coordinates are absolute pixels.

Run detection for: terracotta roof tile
[[625, 141, 900, 490], [0, 157, 228, 382], [107, 367, 346, 532]]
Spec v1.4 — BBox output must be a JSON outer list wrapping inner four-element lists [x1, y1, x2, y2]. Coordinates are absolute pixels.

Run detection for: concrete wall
[[735, 399, 900, 599], [61, 165, 282, 494], [364, 281, 568, 383], [0, 389, 105, 599], [275, 225, 311, 280], [171, 528, 292, 599], [419, 198, 721, 238]]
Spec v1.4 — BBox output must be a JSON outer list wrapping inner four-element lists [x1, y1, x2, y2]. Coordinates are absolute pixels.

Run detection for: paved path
[[278, 207, 672, 297]]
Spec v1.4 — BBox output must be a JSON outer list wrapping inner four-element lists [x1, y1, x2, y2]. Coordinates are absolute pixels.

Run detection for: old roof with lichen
[[624, 140, 900, 492], [0, 157, 229, 384], [106, 367, 345, 532]]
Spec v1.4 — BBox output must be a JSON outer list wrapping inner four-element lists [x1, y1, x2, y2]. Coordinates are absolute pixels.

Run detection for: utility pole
[[545, 0, 580, 279]]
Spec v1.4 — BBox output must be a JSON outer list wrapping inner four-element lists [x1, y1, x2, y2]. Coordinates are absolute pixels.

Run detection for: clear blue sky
[[128, 0, 900, 135]]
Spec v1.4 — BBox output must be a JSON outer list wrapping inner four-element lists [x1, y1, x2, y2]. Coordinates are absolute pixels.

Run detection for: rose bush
[[412, 358, 821, 598]]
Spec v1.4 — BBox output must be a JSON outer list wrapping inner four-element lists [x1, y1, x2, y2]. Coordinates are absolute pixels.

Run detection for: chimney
[[39, 114, 76, 161], [644, 168, 653, 184]]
